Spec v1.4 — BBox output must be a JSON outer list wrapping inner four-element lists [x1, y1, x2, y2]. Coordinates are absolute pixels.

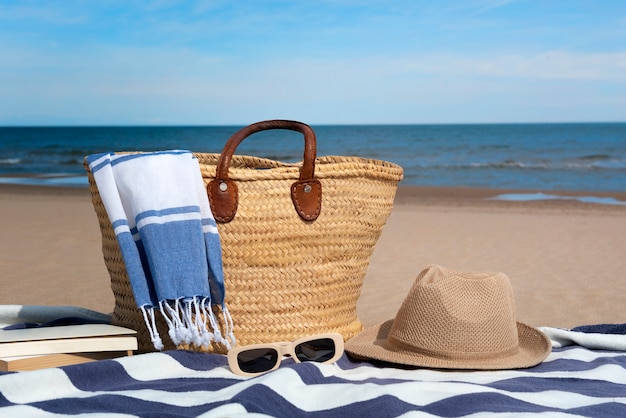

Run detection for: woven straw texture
[[86, 152, 403, 353]]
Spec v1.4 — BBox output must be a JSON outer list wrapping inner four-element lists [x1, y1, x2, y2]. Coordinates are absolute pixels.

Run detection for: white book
[[0, 324, 138, 358]]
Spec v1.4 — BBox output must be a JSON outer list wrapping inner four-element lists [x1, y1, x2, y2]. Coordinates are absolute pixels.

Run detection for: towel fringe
[[159, 300, 181, 346], [141, 306, 164, 351], [185, 298, 203, 347], [198, 297, 215, 348], [159, 301, 183, 345], [176, 303, 188, 343], [222, 306, 236, 348], [143, 297, 234, 351]]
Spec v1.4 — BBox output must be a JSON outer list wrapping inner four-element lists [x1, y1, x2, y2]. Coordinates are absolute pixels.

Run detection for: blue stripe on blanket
[[573, 323, 626, 334], [1, 346, 625, 417]]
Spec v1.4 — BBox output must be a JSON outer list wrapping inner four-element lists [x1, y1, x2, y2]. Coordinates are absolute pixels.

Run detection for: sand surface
[[1, 183, 625, 330]]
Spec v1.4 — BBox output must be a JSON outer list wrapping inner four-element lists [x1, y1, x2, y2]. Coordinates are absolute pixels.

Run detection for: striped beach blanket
[[0, 325, 625, 417]]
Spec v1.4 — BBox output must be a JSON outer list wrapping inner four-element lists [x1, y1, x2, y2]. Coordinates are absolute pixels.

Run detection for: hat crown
[[388, 265, 520, 359]]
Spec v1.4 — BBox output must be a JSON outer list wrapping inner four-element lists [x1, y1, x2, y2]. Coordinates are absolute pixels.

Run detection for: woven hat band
[[385, 334, 521, 362]]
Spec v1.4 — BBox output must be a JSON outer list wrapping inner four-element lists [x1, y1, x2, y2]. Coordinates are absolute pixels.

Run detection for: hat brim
[[345, 319, 551, 370]]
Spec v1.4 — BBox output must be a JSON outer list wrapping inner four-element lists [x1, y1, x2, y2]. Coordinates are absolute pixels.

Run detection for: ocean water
[[1, 123, 625, 193]]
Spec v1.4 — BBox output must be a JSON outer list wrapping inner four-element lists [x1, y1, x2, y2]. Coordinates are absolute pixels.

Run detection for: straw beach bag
[[86, 120, 403, 353]]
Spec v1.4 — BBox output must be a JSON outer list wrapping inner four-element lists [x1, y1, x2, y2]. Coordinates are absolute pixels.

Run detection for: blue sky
[[0, 0, 625, 125]]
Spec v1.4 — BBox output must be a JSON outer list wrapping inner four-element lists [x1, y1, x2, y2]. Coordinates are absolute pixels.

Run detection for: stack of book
[[0, 324, 138, 372]]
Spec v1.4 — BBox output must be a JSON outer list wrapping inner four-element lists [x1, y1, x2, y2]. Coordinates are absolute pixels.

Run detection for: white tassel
[[159, 300, 181, 346], [161, 300, 185, 345], [222, 305, 236, 348], [185, 298, 203, 347], [195, 297, 212, 348], [141, 306, 164, 351], [174, 299, 192, 343], [198, 297, 214, 348], [206, 303, 226, 347]]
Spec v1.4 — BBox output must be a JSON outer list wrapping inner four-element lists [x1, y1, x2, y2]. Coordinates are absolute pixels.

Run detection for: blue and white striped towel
[[86, 151, 234, 351]]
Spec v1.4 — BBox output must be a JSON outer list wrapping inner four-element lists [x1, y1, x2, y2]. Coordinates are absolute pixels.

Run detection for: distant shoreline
[[1, 180, 625, 210], [394, 185, 626, 209]]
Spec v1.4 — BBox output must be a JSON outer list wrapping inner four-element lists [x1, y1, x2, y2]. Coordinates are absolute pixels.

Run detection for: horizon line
[[2, 120, 625, 128]]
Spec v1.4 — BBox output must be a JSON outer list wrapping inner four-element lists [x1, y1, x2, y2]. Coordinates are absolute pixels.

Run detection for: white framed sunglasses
[[227, 333, 344, 377]]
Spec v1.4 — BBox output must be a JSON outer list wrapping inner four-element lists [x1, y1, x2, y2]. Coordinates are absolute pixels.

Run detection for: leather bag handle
[[208, 120, 322, 223]]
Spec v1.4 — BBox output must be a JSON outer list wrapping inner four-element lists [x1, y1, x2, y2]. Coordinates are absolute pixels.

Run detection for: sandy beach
[[1, 183, 625, 330]]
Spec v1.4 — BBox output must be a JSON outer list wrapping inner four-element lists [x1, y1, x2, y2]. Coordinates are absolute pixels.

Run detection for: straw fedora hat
[[345, 264, 551, 370]]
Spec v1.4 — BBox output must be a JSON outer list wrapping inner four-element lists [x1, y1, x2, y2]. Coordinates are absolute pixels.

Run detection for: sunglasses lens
[[294, 338, 336, 363], [237, 348, 279, 374]]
